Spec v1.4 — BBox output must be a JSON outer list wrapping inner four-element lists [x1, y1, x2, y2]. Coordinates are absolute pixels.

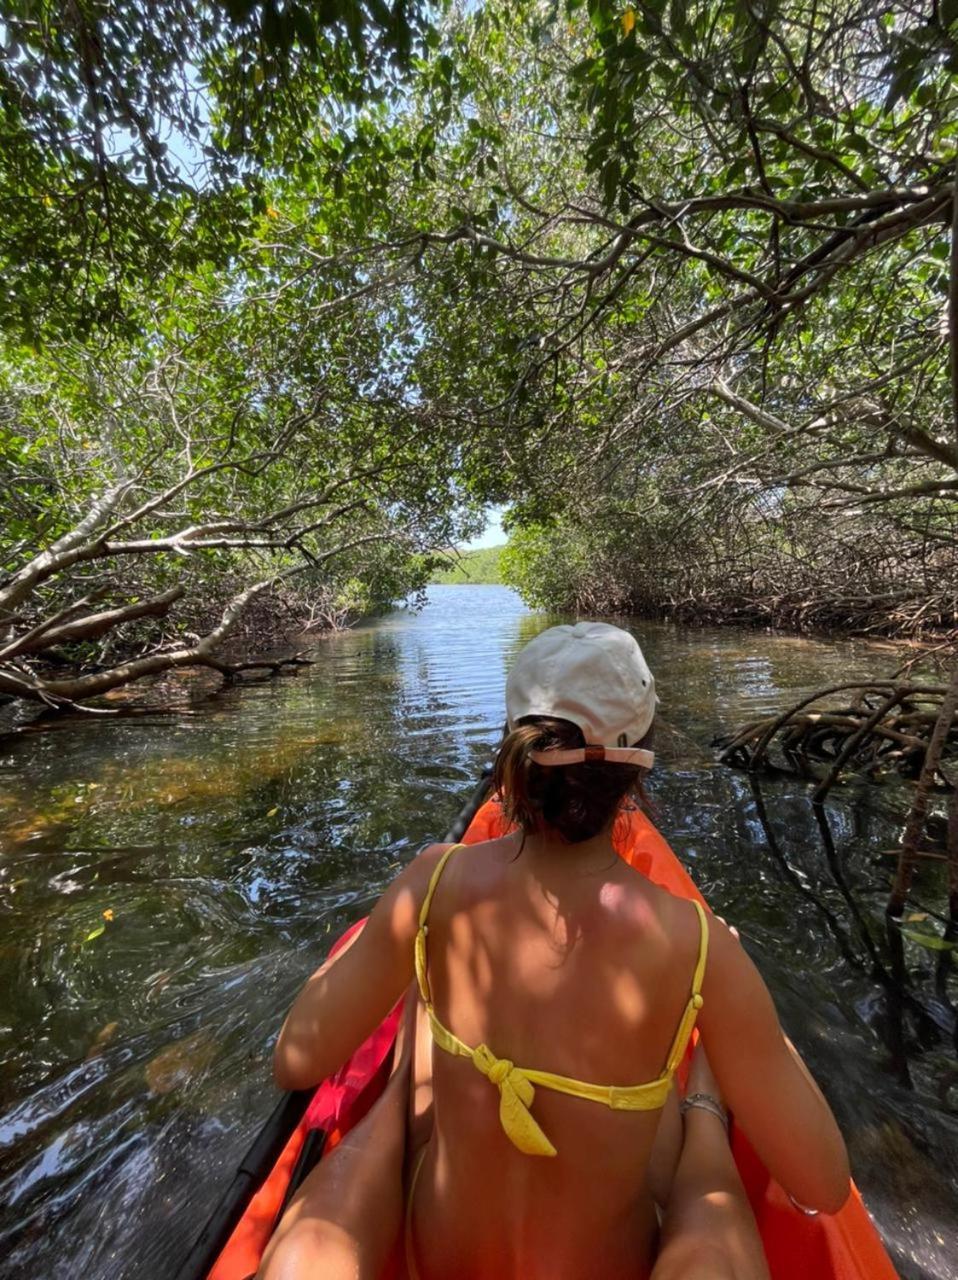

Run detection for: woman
[[262, 622, 850, 1279]]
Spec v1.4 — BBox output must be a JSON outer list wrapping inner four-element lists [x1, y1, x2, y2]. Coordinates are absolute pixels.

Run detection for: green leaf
[[437, 53, 454, 84], [901, 928, 957, 952], [83, 924, 106, 943]]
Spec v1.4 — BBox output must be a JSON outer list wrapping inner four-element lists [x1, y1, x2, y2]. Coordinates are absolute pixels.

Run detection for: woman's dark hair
[[492, 716, 653, 844]]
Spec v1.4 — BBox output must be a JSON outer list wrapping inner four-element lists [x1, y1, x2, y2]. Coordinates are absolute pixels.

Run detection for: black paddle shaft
[[175, 760, 495, 1280]]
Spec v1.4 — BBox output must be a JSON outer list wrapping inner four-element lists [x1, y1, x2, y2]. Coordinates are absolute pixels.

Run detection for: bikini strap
[[663, 899, 709, 1076], [414, 843, 463, 1005]]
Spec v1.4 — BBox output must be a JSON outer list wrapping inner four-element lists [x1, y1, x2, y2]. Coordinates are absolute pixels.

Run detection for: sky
[[462, 505, 505, 549]]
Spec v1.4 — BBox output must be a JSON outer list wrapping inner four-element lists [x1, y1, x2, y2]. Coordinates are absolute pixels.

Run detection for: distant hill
[[428, 544, 504, 584]]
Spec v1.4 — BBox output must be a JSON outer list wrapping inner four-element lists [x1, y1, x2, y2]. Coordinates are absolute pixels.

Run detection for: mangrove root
[[888, 665, 958, 918], [716, 669, 958, 919], [715, 680, 955, 797]]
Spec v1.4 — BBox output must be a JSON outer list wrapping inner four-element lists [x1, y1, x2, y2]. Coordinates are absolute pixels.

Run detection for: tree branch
[[0, 586, 186, 660]]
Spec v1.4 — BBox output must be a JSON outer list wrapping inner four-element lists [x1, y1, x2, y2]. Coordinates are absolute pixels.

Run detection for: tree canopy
[[1, 0, 435, 338], [2, 0, 957, 707]]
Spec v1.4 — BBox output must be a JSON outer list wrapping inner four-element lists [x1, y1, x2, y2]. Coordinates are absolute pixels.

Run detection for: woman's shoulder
[[600, 866, 705, 961], [368, 842, 457, 941], [401, 836, 510, 899], [402, 840, 459, 888]]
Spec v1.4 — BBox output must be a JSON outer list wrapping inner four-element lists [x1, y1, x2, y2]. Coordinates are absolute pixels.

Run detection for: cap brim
[[528, 747, 654, 769]]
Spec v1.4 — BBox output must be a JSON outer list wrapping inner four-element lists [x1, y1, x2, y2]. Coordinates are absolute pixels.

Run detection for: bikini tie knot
[[487, 1056, 513, 1086], [471, 1043, 557, 1158]]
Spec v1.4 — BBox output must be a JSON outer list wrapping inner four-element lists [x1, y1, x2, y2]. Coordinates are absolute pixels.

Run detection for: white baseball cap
[[505, 622, 657, 768]]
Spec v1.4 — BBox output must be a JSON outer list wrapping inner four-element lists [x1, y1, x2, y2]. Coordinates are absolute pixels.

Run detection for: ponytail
[[493, 716, 652, 844]]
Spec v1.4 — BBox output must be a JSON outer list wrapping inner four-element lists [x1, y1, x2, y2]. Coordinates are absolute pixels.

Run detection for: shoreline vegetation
[[498, 531, 958, 643], [427, 545, 504, 585], [2, 0, 955, 713]]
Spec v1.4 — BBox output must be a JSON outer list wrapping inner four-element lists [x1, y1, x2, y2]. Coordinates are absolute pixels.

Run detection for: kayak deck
[[201, 798, 898, 1280]]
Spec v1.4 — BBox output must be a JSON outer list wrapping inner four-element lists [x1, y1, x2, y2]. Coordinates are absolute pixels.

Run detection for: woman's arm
[[273, 844, 448, 1092], [696, 920, 851, 1213]]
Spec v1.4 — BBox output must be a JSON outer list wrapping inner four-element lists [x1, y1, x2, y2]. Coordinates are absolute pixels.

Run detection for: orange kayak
[[190, 797, 898, 1280]]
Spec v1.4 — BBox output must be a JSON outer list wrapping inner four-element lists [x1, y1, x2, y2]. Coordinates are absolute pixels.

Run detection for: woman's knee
[[652, 1239, 738, 1280], [258, 1217, 359, 1280]]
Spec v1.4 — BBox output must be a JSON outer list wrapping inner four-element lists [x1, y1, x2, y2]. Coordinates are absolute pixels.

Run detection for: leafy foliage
[[0, 208, 489, 703], [403, 0, 958, 633], [2, 0, 958, 709], [0, 0, 437, 339]]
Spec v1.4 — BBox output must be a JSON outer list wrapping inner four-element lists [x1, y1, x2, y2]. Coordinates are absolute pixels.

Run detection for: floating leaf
[[905, 912, 928, 923], [102, 908, 115, 922], [266, 806, 279, 817], [901, 928, 957, 952], [83, 924, 105, 943]]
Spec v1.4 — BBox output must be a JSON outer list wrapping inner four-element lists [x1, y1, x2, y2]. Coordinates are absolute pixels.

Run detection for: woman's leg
[[647, 1089, 682, 1210], [651, 1042, 770, 1280], [256, 992, 417, 1280], [407, 988, 434, 1161]]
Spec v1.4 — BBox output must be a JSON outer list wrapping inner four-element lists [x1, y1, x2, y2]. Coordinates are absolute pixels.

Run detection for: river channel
[[1, 585, 955, 1279]]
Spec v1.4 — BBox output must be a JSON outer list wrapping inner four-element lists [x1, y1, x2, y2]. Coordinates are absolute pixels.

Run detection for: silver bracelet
[[680, 1092, 729, 1130]]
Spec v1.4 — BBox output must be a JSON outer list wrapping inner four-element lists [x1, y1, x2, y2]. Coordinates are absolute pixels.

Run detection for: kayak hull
[[205, 799, 897, 1280]]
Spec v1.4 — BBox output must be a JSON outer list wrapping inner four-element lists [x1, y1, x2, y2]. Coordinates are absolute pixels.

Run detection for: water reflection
[[0, 586, 955, 1280]]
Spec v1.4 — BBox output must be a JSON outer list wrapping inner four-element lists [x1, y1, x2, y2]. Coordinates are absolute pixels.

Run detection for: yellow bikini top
[[414, 843, 709, 1158]]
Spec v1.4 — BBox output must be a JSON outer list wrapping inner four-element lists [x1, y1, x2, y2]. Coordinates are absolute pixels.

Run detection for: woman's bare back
[[408, 832, 705, 1280]]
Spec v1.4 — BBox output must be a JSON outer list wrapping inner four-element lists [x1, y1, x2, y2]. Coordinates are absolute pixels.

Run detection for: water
[[0, 585, 955, 1280]]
